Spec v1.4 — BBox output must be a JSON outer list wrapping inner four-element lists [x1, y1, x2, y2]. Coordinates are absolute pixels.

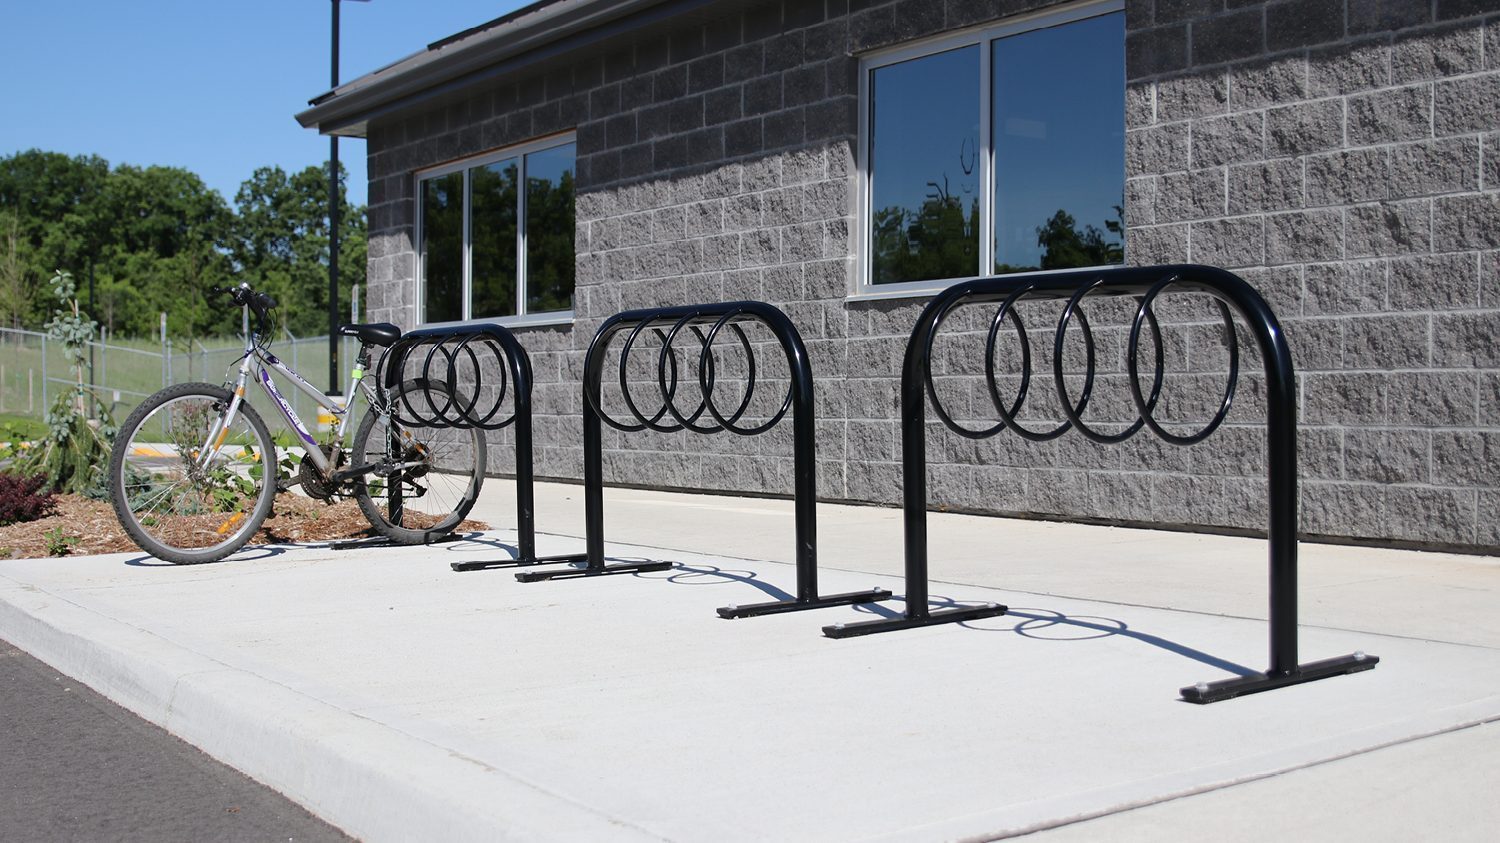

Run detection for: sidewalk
[[1, 479, 1497, 841]]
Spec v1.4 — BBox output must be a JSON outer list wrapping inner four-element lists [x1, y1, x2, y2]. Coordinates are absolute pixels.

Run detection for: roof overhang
[[297, 0, 720, 138]]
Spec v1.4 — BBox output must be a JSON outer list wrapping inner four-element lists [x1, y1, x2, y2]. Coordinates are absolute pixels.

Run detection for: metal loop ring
[[616, 319, 686, 433], [981, 287, 1076, 442], [699, 310, 790, 436], [450, 333, 516, 430], [1127, 276, 1240, 446], [584, 326, 650, 433], [656, 316, 722, 434], [1051, 280, 1164, 445], [922, 291, 1009, 439]]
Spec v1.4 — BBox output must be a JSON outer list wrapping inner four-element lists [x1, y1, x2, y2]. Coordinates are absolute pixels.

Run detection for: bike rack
[[475, 300, 892, 618], [374, 323, 574, 565], [823, 264, 1378, 703]]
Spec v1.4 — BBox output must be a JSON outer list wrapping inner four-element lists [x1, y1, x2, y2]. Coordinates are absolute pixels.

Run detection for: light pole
[[328, 0, 370, 392]]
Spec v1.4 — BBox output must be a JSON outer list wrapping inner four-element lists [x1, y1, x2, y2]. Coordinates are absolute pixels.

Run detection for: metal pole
[[88, 262, 96, 418], [328, 0, 342, 393]]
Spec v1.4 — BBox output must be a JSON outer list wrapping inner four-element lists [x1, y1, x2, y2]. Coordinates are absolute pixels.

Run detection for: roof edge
[[296, 0, 672, 137]]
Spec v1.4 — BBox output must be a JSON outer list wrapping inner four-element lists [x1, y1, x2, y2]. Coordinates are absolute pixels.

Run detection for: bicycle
[[108, 282, 486, 563]]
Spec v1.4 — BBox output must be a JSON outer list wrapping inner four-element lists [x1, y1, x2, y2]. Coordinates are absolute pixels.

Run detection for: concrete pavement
[[1, 479, 1497, 841]]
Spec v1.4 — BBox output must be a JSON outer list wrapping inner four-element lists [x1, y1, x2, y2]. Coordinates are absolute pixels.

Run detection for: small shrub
[[0, 473, 58, 526], [42, 526, 78, 557]]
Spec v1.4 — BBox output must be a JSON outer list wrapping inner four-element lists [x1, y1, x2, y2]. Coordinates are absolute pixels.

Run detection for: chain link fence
[[0, 327, 360, 435]]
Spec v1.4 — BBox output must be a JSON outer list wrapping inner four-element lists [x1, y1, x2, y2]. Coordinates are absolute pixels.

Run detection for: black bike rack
[[372, 323, 572, 565], [823, 264, 1378, 703], [482, 300, 892, 618]]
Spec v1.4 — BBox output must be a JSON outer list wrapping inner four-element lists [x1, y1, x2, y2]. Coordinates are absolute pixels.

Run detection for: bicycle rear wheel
[[108, 382, 278, 564], [352, 379, 486, 544]]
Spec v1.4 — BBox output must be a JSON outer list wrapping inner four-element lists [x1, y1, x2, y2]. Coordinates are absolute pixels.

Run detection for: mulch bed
[[0, 494, 489, 559]]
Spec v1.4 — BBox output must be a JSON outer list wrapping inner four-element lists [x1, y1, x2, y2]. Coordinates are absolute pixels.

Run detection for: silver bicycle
[[108, 282, 485, 563]]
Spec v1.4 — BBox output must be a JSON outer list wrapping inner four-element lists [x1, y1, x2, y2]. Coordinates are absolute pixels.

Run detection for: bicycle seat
[[339, 322, 402, 347]]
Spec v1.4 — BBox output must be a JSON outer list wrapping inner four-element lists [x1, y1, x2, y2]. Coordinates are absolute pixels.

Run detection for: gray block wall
[[363, 0, 1500, 552]]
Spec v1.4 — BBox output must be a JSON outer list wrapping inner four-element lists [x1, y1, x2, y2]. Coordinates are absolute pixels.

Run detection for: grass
[[0, 413, 47, 442], [0, 331, 362, 444]]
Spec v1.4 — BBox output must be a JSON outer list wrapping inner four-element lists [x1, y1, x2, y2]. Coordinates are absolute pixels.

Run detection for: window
[[417, 135, 576, 324], [858, 3, 1124, 295]]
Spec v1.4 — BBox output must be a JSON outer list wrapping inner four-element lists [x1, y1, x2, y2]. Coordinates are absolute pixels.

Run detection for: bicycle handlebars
[[210, 284, 277, 331]]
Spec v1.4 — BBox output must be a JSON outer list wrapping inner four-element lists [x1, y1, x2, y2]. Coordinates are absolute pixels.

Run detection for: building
[[297, 0, 1500, 553]]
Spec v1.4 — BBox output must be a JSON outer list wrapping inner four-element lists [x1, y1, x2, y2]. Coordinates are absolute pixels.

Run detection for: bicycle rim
[[113, 388, 275, 562], [354, 383, 484, 540]]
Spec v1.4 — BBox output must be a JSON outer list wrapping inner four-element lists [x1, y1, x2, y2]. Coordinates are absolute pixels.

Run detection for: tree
[[229, 162, 366, 337], [0, 210, 31, 330]]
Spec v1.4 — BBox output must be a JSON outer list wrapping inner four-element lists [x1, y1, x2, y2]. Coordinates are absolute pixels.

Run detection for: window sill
[[419, 311, 575, 331], [847, 263, 1129, 305]]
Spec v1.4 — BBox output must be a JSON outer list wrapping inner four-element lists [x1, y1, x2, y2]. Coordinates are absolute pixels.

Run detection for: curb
[[0, 575, 660, 842]]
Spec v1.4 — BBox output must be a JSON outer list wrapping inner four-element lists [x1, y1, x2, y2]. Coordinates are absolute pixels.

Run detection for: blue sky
[[1, 0, 532, 208]]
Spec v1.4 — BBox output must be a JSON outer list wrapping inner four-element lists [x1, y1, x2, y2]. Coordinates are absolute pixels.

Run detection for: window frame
[[414, 131, 577, 328], [852, 0, 1125, 301]]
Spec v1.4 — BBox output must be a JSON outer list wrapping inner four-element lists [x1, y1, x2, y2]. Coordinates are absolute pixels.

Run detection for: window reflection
[[524, 143, 576, 314], [471, 158, 518, 318], [993, 12, 1124, 273], [421, 172, 463, 323], [869, 45, 980, 285]]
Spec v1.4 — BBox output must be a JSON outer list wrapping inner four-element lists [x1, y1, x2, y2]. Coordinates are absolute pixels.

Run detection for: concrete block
[[1265, 209, 1344, 264], [1229, 54, 1309, 110], [1190, 112, 1266, 167], [1228, 159, 1304, 214], [1348, 84, 1434, 145], [1191, 216, 1265, 267], [1389, 252, 1480, 310], [1386, 371, 1479, 425], [1433, 311, 1500, 367], [1393, 21, 1484, 82], [1191, 8, 1266, 66], [1157, 72, 1229, 121], [1267, 98, 1344, 157], [1435, 73, 1500, 135], [1309, 38, 1391, 95], [1346, 200, 1432, 257], [1308, 147, 1386, 207]]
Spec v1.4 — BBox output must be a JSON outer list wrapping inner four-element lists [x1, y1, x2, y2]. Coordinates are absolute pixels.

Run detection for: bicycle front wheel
[[109, 382, 278, 564], [352, 379, 486, 544]]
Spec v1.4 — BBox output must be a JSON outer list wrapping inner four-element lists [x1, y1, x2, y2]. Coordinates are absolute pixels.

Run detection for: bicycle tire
[[109, 382, 278, 564], [351, 379, 486, 544]]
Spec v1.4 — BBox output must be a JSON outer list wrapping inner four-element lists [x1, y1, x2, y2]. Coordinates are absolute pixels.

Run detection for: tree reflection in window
[[869, 45, 980, 285], [525, 144, 575, 314], [993, 11, 1123, 274], [471, 158, 518, 318], [865, 9, 1124, 286], [421, 172, 463, 322], [417, 138, 575, 322]]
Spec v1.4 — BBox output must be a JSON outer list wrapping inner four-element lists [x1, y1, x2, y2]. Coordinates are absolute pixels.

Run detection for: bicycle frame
[[199, 302, 379, 476]]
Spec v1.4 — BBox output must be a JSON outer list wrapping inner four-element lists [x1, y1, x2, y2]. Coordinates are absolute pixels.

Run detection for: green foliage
[[230, 163, 367, 337], [871, 177, 980, 285], [1035, 206, 1124, 271], [0, 150, 367, 341], [42, 525, 79, 556], [15, 271, 115, 496]]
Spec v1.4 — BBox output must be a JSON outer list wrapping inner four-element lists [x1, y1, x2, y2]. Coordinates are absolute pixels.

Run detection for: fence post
[[41, 335, 48, 411]]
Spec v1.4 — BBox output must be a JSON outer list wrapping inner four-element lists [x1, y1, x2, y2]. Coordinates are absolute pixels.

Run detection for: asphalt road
[[0, 638, 352, 842]]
